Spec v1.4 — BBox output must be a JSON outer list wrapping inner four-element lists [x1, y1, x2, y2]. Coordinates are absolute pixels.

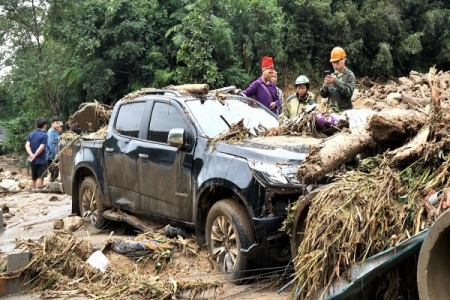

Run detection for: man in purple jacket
[[242, 56, 280, 114]]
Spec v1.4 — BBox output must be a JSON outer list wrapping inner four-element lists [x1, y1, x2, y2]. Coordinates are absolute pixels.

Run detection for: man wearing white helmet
[[283, 75, 316, 119]]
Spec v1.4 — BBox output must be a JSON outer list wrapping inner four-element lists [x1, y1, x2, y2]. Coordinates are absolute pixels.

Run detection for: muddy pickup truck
[[59, 88, 321, 281]]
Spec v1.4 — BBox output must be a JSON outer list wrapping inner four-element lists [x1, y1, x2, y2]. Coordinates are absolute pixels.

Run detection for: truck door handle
[[105, 147, 114, 153], [139, 154, 149, 159]]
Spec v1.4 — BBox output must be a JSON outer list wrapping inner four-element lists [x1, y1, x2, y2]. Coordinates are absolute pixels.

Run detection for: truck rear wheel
[[205, 199, 255, 283], [79, 176, 106, 229]]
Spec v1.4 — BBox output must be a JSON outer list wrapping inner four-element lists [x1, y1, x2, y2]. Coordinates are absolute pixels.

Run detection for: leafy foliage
[[1, 0, 450, 154]]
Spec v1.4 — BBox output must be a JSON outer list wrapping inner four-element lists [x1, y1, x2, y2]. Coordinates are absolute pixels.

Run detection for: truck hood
[[215, 135, 321, 164]]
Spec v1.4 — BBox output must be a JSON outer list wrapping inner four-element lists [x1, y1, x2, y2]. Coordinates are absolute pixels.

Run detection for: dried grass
[[0, 232, 222, 299], [291, 68, 450, 299]]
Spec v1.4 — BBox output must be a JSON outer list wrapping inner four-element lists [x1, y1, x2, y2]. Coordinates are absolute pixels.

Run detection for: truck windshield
[[185, 96, 279, 138]]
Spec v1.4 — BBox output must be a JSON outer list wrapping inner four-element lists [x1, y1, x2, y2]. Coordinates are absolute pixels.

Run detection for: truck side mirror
[[168, 128, 186, 148]]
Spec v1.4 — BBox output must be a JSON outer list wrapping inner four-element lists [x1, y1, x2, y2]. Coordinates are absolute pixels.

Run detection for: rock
[[46, 182, 64, 193], [353, 98, 376, 109], [2, 204, 9, 213], [351, 88, 361, 102], [386, 80, 398, 87], [398, 77, 413, 86], [386, 92, 402, 101], [18, 180, 28, 189], [3, 213, 13, 219], [11, 170, 17, 176], [0, 167, 3, 172], [73, 103, 103, 132], [0, 179, 19, 190], [49, 195, 60, 202], [53, 218, 64, 230], [64, 215, 84, 233], [3, 171, 11, 178]]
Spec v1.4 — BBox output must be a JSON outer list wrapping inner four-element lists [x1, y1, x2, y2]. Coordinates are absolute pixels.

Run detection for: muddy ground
[[0, 156, 292, 299]]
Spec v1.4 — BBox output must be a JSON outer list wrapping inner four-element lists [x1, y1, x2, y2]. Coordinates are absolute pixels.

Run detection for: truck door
[[104, 101, 147, 212], [135, 100, 194, 222]]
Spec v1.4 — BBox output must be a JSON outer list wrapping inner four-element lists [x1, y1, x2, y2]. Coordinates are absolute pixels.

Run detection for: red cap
[[261, 56, 274, 71]]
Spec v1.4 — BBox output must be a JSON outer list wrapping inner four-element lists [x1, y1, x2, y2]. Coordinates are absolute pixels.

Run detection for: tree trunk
[[367, 109, 427, 147], [297, 127, 372, 184], [387, 127, 431, 165], [166, 84, 209, 95], [387, 67, 441, 165], [297, 109, 427, 184], [401, 91, 429, 108]]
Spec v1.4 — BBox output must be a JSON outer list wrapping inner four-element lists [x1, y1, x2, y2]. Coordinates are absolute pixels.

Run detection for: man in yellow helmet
[[320, 47, 355, 112]]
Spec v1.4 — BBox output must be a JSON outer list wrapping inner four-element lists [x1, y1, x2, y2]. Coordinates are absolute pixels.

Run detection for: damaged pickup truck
[[59, 88, 320, 282]]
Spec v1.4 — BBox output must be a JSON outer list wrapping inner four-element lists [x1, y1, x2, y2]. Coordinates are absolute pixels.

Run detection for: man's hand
[[269, 102, 277, 109], [324, 74, 337, 86], [29, 154, 35, 162]]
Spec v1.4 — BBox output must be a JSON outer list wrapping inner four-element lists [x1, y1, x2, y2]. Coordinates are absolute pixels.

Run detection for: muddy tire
[[79, 176, 106, 229], [205, 199, 255, 283]]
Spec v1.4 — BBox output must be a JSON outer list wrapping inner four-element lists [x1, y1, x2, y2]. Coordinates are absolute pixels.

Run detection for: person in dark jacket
[[242, 56, 280, 114], [320, 47, 355, 112]]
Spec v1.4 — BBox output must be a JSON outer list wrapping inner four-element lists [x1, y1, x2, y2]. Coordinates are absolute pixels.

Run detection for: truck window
[[114, 102, 146, 138], [148, 102, 186, 143]]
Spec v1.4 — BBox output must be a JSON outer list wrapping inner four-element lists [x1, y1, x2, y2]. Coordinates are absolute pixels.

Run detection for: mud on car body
[[59, 89, 317, 282]]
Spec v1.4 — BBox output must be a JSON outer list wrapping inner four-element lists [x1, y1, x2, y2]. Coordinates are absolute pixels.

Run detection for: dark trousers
[[47, 160, 59, 182]]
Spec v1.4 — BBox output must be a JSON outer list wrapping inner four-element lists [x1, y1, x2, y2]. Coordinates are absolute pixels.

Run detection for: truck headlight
[[249, 161, 300, 185]]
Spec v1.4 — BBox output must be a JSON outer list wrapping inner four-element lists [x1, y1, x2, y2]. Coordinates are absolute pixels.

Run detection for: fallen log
[[297, 127, 372, 184], [165, 84, 209, 95], [387, 127, 431, 165], [297, 109, 428, 184], [367, 109, 428, 147], [388, 68, 441, 165], [401, 91, 429, 108]]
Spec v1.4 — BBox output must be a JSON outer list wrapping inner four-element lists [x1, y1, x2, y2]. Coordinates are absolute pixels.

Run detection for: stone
[[398, 77, 413, 86], [2, 213, 12, 219], [7, 250, 31, 272], [0, 179, 18, 190], [386, 92, 402, 102], [351, 88, 360, 102], [386, 80, 398, 87], [64, 215, 84, 233]]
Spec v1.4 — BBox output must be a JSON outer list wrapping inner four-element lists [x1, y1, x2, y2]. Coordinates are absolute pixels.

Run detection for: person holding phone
[[320, 47, 355, 112]]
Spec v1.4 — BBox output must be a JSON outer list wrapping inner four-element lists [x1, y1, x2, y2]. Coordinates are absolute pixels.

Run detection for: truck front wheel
[[205, 199, 255, 283], [79, 176, 106, 229]]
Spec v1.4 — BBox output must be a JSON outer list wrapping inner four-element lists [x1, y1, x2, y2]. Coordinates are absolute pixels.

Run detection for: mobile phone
[[324, 70, 331, 77]]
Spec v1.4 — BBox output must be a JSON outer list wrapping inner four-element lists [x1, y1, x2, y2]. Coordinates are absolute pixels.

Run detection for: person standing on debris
[[271, 71, 284, 115], [283, 75, 316, 119], [320, 47, 355, 112], [242, 56, 280, 114], [25, 118, 48, 189], [46, 116, 62, 182]]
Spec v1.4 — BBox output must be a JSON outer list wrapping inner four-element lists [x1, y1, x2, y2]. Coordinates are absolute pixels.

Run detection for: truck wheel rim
[[210, 216, 238, 273], [81, 188, 98, 225]]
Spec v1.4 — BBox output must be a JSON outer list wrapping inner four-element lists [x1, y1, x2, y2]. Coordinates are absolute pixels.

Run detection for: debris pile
[[0, 232, 222, 299], [352, 70, 450, 110], [289, 68, 450, 299]]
